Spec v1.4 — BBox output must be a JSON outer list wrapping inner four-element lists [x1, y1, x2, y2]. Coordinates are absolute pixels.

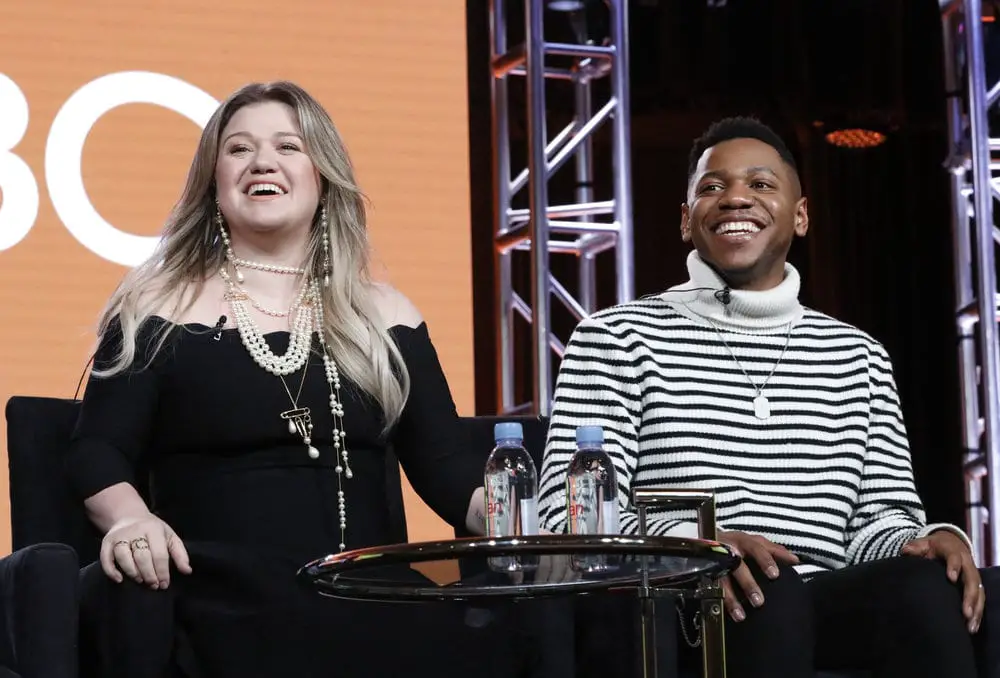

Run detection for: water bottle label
[[568, 475, 597, 535], [601, 499, 619, 534], [519, 497, 539, 535], [486, 474, 510, 537]]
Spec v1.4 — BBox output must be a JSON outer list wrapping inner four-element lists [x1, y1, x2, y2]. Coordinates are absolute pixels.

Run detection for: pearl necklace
[[216, 217, 305, 281], [220, 264, 354, 551], [238, 283, 307, 319], [233, 258, 306, 276], [222, 272, 313, 375]]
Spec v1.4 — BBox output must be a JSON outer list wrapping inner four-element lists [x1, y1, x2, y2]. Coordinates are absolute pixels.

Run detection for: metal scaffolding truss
[[489, 0, 635, 416], [940, 0, 1000, 566]]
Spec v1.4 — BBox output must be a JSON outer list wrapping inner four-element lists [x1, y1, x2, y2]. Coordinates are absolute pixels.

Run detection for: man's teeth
[[247, 183, 286, 196], [716, 221, 761, 235]]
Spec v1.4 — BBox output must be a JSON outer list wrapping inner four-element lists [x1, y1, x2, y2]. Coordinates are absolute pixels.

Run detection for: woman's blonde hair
[[95, 81, 409, 429]]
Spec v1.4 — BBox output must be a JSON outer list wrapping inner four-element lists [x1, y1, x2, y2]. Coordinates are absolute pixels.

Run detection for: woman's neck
[[663, 250, 804, 333], [228, 229, 310, 270]]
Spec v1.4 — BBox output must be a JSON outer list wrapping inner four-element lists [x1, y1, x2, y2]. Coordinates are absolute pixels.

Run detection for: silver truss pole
[[526, 0, 554, 412], [941, 7, 987, 566], [490, 0, 635, 416], [574, 76, 598, 315], [608, 0, 635, 303], [491, 0, 516, 411], [963, 0, 1000, 566], [940, 0, 1000, 565]]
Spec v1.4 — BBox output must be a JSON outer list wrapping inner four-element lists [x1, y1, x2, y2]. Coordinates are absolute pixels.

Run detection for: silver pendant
[[753, 395, 770, 420]]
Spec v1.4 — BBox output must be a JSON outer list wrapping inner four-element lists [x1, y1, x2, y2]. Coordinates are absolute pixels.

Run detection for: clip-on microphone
[[213, 315, 227, 341]]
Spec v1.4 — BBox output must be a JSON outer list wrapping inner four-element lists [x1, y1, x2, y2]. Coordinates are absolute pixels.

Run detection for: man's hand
[[717, 530, 800, 622], [901, 530, 984, 633]]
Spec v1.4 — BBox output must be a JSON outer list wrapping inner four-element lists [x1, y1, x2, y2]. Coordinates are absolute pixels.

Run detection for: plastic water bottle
[[566, 425, 620, 572], [484, 421, 539, 572]]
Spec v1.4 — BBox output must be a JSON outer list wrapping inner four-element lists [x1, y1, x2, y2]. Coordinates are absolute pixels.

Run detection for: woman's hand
[[532, 528, 579, 584], [466, 486, 487, 535], [100, 512, 191, 589]]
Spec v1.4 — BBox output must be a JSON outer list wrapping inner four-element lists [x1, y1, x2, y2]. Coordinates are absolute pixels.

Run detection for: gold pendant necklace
[[278, 352, 319, 458]]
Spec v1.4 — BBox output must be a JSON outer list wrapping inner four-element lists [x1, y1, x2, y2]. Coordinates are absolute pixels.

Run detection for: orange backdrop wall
[[0, 1, 474, 554]]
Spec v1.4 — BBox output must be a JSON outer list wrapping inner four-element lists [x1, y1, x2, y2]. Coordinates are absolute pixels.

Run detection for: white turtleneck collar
[[662, 250, 804, 333]]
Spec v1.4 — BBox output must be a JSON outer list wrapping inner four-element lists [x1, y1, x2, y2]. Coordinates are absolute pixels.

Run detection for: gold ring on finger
[[130, 537, 150, 551]]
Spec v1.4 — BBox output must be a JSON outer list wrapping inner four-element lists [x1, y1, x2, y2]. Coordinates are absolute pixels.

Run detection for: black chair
[[8, 397, 99, 562], [0, 542, 79, 678], [4, 396, 85, 678]]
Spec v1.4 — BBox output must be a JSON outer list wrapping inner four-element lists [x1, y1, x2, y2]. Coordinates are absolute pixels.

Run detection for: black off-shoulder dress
[[67, 316, 487, 678]]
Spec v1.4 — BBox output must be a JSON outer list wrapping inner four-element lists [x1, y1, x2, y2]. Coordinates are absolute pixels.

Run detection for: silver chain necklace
[[704, 319, 794, 420]]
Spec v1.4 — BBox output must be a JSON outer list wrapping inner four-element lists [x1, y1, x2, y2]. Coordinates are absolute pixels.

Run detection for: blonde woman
[[68, 81, 488, 678]]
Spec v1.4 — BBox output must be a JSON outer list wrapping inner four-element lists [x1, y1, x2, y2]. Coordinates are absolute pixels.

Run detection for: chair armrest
[[0, 543, 79, 678]]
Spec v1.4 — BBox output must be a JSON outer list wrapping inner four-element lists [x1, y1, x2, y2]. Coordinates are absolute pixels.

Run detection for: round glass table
[[299, 534, 740, 678]]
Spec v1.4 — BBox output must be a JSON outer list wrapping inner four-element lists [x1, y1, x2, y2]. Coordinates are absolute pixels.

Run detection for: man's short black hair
[[687, 116, 798, 181]]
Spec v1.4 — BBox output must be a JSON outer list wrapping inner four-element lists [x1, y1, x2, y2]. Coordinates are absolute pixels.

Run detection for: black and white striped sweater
[[538, 251, 968, 575]]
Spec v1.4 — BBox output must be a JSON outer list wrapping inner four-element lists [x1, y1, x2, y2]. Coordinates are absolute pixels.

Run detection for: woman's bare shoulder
[[150, 277, 227, 327], [369, 282, 424, 329]]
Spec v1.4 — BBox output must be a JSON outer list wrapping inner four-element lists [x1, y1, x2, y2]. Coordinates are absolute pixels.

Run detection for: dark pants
[[578, 556, 992, 678], [694, 556, 979, 678], [78, 562, 178, 678], [79, 560, 551, 678]]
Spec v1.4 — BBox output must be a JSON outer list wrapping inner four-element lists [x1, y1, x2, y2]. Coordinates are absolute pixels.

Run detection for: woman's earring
[[217, 202, 243, 283], [321, 203, 331, 288]]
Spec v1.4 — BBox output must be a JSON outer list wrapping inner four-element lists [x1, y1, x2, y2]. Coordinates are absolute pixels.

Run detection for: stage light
[[545, 0, 597, 44], [824, 128, 887, 149]]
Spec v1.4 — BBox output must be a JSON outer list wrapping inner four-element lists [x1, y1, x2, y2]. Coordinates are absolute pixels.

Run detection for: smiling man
[[537, 117, 986, 677]]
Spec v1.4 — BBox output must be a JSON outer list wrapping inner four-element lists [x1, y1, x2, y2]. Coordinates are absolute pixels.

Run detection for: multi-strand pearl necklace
[[219, 255, 354, 551]]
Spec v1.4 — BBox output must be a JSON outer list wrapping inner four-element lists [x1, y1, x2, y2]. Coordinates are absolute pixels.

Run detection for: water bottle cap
[[576, 425, 604, 445], [494, 421, 524, 442]]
